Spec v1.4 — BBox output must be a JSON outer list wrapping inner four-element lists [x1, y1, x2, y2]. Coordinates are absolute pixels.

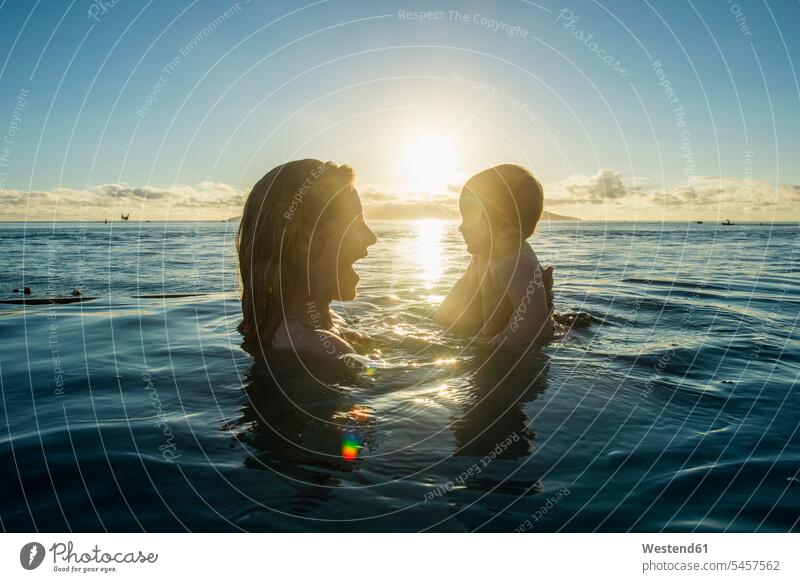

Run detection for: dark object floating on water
[[12, 288, 19, 293], [722, 219, 733, 225], [71, 288, 81, 296], [121, 213, 130, 221], [23, 287, 31, 295], [696, 220, 703, 224], [0, 296, 97, 305], [104, 218, 107, 224], [554, 312, 597, 329], [132, 293, 207, 299], [720, 379, 736, 384]]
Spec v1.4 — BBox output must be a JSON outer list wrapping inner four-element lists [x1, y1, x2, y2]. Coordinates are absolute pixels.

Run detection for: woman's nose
[[363, 224, 377, 248]]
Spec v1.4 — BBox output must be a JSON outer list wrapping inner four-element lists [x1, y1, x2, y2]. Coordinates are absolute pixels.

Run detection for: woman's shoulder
[[272, 319, 354, 357]]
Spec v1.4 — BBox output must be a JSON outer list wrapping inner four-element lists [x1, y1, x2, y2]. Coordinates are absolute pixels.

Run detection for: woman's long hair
[[236, 159, 355, 346]]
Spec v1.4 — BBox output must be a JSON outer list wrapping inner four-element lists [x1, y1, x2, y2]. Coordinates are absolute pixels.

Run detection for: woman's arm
[[331, 313, 377, 350]]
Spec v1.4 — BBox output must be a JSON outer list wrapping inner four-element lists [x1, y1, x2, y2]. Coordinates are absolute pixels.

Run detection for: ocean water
[[0, 220, 798, 532]]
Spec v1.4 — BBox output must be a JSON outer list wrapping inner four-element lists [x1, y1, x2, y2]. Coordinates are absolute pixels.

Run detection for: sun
[[402, 134, 456, 194]]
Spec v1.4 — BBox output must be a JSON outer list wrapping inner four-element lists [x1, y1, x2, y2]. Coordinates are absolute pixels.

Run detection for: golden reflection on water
[[413, 219, 446, 290]]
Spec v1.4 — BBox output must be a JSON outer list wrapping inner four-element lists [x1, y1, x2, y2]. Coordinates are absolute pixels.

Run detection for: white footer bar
[[1, 533, 796, 581]]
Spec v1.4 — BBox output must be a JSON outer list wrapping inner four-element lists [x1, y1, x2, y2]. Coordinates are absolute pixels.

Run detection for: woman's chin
[[334, 268, 359, 300]]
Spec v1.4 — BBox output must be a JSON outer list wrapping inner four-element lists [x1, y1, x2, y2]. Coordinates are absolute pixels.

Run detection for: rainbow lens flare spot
[[342, 432, 362, 461]]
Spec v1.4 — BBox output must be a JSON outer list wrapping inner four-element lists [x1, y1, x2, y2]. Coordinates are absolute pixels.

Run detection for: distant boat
[[104, 218, 107, 224], [696, 220, 703, 224], [121, 213, 130, 221], [722, 219, 733, 225]]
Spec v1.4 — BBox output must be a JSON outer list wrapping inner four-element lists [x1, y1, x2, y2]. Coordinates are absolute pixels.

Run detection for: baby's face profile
[[459, 189, 492, 256]]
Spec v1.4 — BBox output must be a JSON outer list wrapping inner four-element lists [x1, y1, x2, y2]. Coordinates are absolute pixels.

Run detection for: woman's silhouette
[[237, 159, 376, 359], [233, 159, 378, 513]]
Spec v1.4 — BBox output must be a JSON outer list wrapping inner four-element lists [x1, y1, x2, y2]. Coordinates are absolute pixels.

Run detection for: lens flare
[[342, 432, 362, 461]]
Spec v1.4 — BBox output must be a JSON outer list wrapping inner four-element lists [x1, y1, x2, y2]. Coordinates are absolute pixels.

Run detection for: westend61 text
[[642, 543, 708, 554]]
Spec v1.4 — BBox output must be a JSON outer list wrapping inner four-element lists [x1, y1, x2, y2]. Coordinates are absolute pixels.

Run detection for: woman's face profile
[[310, 187, 376, 302]]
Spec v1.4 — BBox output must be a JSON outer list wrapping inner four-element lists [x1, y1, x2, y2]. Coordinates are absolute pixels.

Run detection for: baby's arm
[[435, 259, 484, 336], [491, 259, 554, 347]]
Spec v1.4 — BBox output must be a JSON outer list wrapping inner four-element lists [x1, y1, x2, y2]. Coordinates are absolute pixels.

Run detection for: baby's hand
[[542, 265, 554, 313]]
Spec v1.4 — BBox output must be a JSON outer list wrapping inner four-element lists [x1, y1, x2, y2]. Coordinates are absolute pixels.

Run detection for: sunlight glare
[[403, 134, 456, 193]]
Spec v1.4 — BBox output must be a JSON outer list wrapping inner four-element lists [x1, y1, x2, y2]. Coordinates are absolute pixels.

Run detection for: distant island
[[363, 203, 577, 221], [225, 204, 578, 222]]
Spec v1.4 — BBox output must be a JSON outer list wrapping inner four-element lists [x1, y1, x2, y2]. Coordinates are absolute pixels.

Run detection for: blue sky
[[0, 0, 798, 220]]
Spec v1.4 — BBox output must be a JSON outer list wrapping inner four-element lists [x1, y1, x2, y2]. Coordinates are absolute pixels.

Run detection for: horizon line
[[2, 219, 799, 224]]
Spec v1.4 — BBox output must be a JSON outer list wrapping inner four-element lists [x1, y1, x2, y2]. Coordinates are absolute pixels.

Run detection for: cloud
[[359, 185, 459, 208], [358, 187, 399, 204], [650, 177, 800, 211], [2, 173, 797, 220], [549, 170, 640, 205], [364, 202, 459, 220], [0, 181, 244, 220], [91, 181, 243, 206], [546, 170, 799, 217]]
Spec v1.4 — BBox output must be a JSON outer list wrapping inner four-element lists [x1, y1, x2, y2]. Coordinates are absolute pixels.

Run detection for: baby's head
[[459, 164, 543, 256]]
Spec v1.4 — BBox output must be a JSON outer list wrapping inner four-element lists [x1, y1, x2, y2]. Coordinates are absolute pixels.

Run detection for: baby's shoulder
[[490, 243, 542, 284]]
